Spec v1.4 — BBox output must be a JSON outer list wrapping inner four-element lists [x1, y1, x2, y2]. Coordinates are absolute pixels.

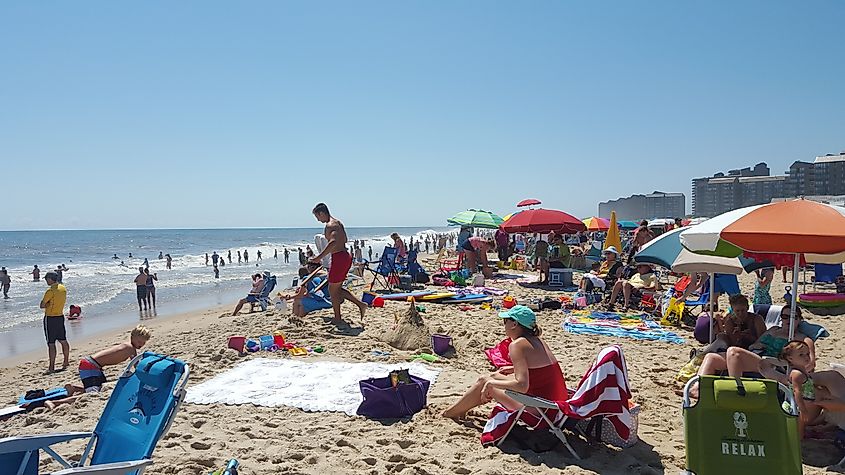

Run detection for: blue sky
[[1, 1, 843, 230]]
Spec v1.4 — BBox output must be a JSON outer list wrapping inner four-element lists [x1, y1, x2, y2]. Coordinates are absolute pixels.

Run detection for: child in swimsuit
[[760, 340, 845, 438]]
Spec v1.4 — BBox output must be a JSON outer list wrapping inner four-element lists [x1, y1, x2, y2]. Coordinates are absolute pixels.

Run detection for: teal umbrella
[[618, 220, 639, 230], [447, 209, 504, 229]]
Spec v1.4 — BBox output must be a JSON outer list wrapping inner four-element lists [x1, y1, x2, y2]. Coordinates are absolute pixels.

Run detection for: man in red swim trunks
[[310, 203, 367, 326]]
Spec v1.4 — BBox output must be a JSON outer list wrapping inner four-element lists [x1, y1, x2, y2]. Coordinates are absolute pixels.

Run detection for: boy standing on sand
[[309, 203, 367, 327], [46, 325, 151, 409], [41, 271, 69, 374]]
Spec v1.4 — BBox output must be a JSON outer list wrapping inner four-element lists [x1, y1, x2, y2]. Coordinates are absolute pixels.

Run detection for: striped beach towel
[[481, 346, 633, 446]]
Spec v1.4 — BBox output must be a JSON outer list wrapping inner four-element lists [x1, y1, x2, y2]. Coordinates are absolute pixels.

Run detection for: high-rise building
[[598, 191, 685, 220], [691, 163, 786, 216], [692, 152, 845, 216], [790, 153, 845, 196]]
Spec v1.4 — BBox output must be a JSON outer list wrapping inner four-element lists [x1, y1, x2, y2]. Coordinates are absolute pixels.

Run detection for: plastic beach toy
[[502, 296, 517, 309], [409, 353, 438, 363]]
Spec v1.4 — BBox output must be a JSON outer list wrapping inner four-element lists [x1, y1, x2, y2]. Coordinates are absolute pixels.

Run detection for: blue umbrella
[[634, 228, 685, 269]]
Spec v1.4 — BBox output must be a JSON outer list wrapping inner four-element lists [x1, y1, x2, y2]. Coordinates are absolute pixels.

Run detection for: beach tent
[[500, 208, 586, 234], [604, 211, 623, 256], [447, 209, 504, 229], [680, 199, 845, 338]]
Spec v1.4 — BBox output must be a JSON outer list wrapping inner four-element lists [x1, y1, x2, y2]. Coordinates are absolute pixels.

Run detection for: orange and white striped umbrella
[[680, 199, 845, 263]]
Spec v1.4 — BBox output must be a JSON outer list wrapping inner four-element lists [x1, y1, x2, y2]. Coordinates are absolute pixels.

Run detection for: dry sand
[[1, 258, 843, 474]]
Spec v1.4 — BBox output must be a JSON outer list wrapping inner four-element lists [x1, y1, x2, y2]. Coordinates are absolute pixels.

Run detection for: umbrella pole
[[789, 253, 799, 339], [708, 273, 715, 343]]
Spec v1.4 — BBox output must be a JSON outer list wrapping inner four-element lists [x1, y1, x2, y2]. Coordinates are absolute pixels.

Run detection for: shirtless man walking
[[309, 203, 367, 327]]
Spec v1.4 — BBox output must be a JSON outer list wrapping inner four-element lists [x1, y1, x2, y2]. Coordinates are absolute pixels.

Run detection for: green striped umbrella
[[447, 209, 504, 229]]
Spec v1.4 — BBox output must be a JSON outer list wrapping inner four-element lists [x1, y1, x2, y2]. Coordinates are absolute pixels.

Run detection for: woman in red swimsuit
[[442, 305, 566, 419]]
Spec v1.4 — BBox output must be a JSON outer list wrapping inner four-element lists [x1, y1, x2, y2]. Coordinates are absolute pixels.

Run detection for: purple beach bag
[[357, 373, 430, 419]]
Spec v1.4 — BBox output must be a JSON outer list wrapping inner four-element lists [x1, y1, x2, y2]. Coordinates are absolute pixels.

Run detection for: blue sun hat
[[498, 305, 536, 329]]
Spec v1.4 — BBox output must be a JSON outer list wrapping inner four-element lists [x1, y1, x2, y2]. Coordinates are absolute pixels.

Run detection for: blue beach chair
[[0, 352, 189, 475], [686, 274, 741, 311], [365, 246, 400, 292], [252, 274, 277, 312]]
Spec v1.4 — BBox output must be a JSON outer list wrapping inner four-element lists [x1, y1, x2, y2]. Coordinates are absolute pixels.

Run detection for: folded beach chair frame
[[0, 352, 189, 475], [500, 391, 583, 459]]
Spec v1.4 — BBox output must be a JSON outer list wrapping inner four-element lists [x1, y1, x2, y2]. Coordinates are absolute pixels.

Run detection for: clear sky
[[1, 1, 843, 230]]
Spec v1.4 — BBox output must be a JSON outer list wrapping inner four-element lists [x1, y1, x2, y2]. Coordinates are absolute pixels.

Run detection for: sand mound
[[381, 301, 432, 351]]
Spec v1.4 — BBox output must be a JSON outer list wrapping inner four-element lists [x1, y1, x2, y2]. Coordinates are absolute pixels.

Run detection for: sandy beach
[[1, 256, 843, 475]]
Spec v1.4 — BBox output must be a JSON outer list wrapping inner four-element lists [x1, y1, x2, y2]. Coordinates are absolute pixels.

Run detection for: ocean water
[[0, 227, 450, 359]]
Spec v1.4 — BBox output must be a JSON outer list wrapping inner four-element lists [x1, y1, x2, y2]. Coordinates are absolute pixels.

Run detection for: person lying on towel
[[45, 325, 151, 410], [442, 306, 566, 419]]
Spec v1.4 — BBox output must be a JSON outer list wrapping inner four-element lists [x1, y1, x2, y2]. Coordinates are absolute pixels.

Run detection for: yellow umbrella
[[604, 211, 623, 255]]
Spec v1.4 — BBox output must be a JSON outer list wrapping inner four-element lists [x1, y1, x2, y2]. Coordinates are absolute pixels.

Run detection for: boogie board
[[19, 388, 68, 408], [417, 292, 457, 301], [440, 293, 493, 304], [379, 291, 435, 301]]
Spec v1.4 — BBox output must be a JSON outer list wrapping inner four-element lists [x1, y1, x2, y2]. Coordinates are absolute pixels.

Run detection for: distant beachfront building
[[598, 191, 685, 220], [691, 152, 845, 216], [692, 163, 786, 217]]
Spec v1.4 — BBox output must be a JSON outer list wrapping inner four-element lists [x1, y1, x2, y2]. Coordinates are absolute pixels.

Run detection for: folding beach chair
[[813, 263, 843, 289], [482, 346, 634, 458], [0, 352, 189, 475], [681, 375, 801, 475], [250, 274, 277, 312], [685, 274, 741, 312], [365, 246, 400, 292]]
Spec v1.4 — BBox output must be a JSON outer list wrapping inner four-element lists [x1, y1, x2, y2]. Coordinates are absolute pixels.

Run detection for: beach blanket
[[481, 345, 633, 446], [562, 310, 685, 344], [186, 359, 441, 416]]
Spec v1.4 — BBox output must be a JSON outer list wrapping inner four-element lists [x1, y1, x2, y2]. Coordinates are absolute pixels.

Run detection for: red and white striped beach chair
[[481, 345, 633, 458]]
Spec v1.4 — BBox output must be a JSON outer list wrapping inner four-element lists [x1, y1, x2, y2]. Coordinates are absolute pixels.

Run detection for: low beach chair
[[813, 263, 843, 289], [250, 274, 277, 312], [482, 346, 634, 458], [685, 274, 741, 312], [681, 375, 801, 475], [365, 246, 400, 292], [0, 352, 189, 475]]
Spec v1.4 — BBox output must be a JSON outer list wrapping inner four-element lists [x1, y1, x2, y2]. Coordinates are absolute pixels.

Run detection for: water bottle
[[783, 286, 792, 305], [222, 459, 239, 475]]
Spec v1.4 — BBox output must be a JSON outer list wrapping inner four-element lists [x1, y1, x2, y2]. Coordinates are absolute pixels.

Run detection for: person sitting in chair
[[231, 273, 265, 316], [442, 306, 566, 420], [605, 262, 657, 311], [578, 246, 622, 292], [548, 234, 571, 269], [279, 265, 332, 318]]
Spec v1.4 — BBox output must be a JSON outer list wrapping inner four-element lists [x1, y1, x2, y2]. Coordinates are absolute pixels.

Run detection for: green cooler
[[682, 375, 802, 475]]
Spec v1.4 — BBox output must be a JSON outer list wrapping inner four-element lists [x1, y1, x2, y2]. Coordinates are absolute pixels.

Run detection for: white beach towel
[[186, 359, 441, 416]]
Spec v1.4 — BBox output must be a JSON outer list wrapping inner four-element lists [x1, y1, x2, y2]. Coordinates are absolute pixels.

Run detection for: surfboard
[[417, 292, 457, 301], [19, 388, 68, 408], [379, 291, 435, 301], [440, 294, 493, 304]]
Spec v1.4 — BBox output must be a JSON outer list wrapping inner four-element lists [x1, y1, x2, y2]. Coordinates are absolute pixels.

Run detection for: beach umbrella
[[604, 211, 623, 255], [517, 198, 542, 208], [447, 209, 504, 229], [618, 220, 639, 230], [638, 226, 745, 343], [636, 227, 744, 274], [680, 199, 845, 338], [500, 208, 586, 234], [582, 217, 610, 231]]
